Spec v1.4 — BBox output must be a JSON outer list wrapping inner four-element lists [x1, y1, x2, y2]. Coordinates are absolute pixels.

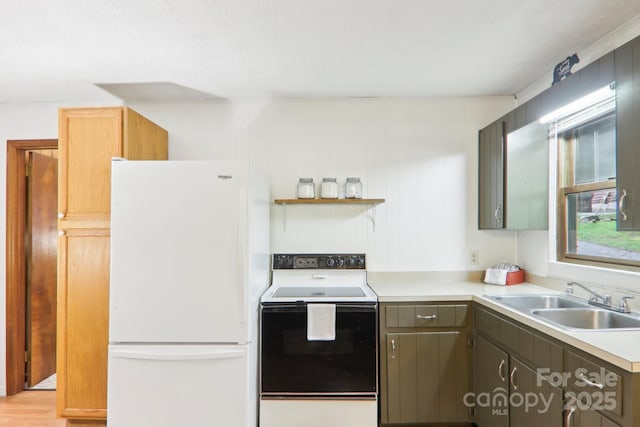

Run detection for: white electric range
[[259, 253, 378, 427]]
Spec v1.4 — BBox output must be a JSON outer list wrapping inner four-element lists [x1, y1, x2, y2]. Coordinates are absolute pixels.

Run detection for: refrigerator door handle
[[237, 192, 248, 325], [110, 348, 245, 362]]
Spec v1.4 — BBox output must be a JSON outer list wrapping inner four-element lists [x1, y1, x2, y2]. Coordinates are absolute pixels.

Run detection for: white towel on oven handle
[[307, 303, 336, 341]]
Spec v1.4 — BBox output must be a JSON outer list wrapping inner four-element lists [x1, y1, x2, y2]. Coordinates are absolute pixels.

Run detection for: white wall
[[131, 97, 517, 271], [0, 96, 514, 395]]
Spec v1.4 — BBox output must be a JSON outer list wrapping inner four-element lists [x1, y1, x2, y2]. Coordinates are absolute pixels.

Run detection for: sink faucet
[[566, 281, 635, 313], [619, 296, 635, 314], [565, 281, 610, 305]]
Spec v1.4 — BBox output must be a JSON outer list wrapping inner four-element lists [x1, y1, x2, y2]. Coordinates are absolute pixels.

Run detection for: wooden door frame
[[6, 139, 57, 395]]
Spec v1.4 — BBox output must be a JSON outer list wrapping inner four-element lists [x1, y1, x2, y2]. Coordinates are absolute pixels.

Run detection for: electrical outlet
[[470, 250, 479, 266]]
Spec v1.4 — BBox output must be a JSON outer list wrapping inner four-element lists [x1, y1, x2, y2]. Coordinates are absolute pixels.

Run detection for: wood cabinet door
[[474, 334, 509, 427], [615, 36, 640, 230], [26, 152, 58, 387], [58, 108, 123, 220], [478, 120, 505, 229], [57, 228, 110, 419], [385, 331, 471, 424]]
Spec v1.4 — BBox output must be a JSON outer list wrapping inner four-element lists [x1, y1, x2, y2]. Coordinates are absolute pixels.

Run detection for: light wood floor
[[0, 390, 65, 427]]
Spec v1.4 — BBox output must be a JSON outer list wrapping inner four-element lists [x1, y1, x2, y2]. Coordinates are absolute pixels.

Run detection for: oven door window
[[261, 304, 377, 395]]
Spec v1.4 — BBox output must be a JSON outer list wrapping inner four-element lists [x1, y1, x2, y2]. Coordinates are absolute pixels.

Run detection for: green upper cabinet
[[477, 46, 618, 232], [479, 110, 549, 231], [615, 36, 640, 230], [478, 119, 505, 229], [505, 120, 549, 230]]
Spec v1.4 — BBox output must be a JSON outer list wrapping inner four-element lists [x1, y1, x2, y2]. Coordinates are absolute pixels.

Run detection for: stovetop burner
[[261, 253, 377, 303]]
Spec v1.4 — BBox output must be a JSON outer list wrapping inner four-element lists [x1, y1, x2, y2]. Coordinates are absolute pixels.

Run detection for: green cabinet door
[[615, 35, 640, 230], [385, 331, 471, 424], [474, 334, 509, 427], [508, 356, 563, 427], [478, 120, 505, 229], [567, 407, 621, 427]]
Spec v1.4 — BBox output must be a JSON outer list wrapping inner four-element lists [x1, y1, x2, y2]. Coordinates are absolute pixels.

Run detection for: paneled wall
[[0, 97, 515, 395], [131, 97, 517, 272]]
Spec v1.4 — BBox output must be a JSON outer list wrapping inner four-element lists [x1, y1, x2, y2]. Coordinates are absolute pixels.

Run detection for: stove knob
[[326, 257, 336, 267], [274, 255, 293, 269], [336, 258, 344, 267], [346, 257, 356, 267], [358, 257, 365, 267]]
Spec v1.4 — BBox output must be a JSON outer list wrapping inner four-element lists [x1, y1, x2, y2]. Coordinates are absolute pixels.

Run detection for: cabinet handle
[[619, 189, 628, 221], [494, 204, 502, 224], [577, 373, 604, 390], [498, 359, 506, 382], [58, 212, 65, 219], [391, 339, 397, 359], [564, 406, 576, 427], [416, 314, 437, 320], [58, 230, 66, 236], [510, 366, 518, 390]]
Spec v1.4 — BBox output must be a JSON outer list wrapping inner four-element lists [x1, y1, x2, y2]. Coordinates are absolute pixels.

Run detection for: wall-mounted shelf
[[273, 198, 385, 231], [274, 198, 385, 205]]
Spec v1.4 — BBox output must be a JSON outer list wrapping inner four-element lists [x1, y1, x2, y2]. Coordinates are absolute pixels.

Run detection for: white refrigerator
[[107, 160, 269, 427]]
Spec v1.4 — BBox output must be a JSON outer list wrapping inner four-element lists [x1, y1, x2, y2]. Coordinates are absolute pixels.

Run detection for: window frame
[[555, 111, 640, 268]]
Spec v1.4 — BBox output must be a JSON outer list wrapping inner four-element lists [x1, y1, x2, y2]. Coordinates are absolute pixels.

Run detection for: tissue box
[[484, 268, 525, 285]]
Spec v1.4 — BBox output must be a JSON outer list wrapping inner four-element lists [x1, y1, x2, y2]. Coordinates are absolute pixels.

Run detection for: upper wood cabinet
[[58, 107, 168, 221], [57, 107, 167, 423], [615, 37, 640, 231]]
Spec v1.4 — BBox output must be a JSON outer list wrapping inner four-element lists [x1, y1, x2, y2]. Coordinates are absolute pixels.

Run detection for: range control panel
[[272, 254, 366, 270]]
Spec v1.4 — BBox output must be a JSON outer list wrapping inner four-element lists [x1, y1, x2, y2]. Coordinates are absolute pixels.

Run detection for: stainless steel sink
[[486, 294, 590, 310], [531, 308, 640, 330]]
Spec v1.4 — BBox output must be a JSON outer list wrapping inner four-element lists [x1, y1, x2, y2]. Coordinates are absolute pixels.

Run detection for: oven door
[[260, 303, 377, 396]]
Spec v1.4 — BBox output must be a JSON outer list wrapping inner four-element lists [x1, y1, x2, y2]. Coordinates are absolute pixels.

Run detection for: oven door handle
[[261, 303, 377, 311]]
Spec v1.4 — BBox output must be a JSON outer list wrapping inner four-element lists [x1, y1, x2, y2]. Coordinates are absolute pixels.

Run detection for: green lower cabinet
[[474, 334, 509, 427], [474, 336, 563, 427], [380, 302, 473, 425], [474, 305, 638, 427], [567, 406, 621, 427], [508, 356, 563, 427], [385, 332, 471, 423]]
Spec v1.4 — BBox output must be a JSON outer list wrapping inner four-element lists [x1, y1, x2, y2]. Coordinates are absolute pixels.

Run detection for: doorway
[[6, 139, 58, 395]]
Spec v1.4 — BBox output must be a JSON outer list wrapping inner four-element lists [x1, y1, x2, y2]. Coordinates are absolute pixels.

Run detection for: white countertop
[[369, 278, 640, 373]]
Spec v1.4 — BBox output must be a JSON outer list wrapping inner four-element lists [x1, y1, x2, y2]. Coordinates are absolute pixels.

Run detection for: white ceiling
[[2, 0, 640, 103]]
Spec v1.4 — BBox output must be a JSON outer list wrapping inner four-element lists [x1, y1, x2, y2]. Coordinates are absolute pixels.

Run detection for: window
[[551, 86, 640, 266]]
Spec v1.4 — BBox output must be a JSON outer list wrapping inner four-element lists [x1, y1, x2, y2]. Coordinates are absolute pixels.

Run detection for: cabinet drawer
[[385, 304, 468, 328], [520, 326, 563, 374], [475, 306, 502, 341], [475, 306, 562, 373], [565, 350, 624, 418]]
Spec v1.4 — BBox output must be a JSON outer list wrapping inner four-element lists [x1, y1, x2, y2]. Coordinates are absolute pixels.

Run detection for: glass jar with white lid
[[297, 178, 315, 199], [345, 177, 362, 199], [320, 178, 338, 199]]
